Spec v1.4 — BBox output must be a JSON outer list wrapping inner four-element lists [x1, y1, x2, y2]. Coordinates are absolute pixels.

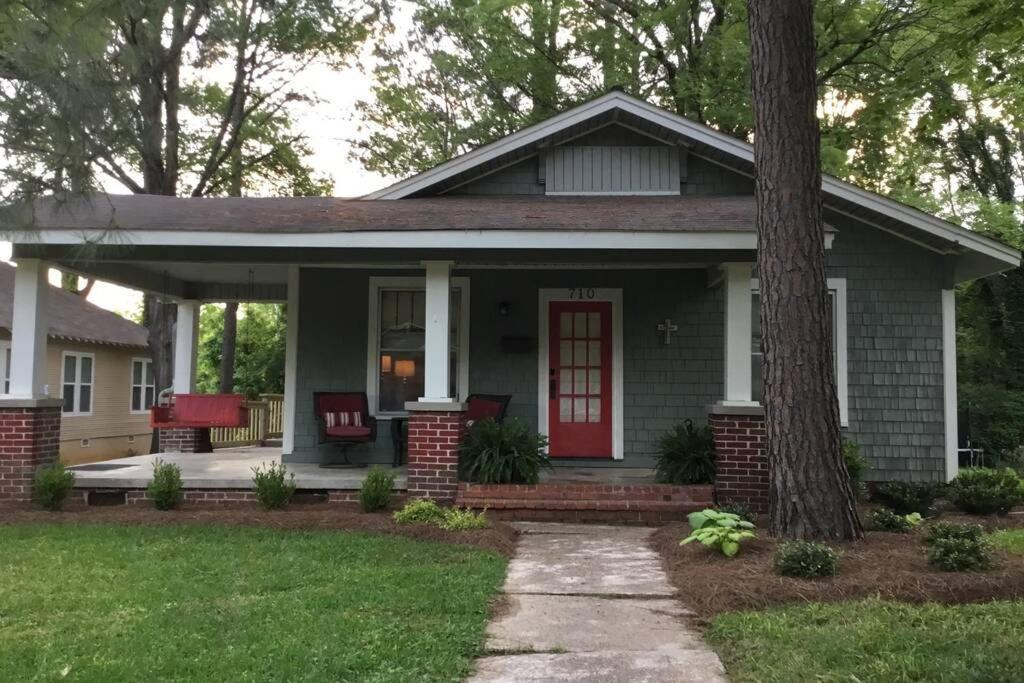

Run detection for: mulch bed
[[652, 514, 1024, 621], [0, 501, 519, 557]]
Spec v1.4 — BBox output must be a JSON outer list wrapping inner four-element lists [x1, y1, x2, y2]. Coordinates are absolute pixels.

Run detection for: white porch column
[[282, 266, 300, 456], [942, 288, 959, 481], [420, 260, 453, 402], [172, 300, 200, 394], [9, 259, 50, 398], [721, 262, 756, 406]]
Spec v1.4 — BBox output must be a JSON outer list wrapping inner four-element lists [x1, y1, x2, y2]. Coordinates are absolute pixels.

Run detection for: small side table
[[390, 417, 408, 466]]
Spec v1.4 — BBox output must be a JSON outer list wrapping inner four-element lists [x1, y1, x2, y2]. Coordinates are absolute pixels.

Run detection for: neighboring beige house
[[0, 263, 153, 464]]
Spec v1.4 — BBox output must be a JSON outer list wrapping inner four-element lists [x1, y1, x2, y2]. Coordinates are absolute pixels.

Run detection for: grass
[[990, 528, 1024, 554], [707, 600, 1024, 683], [0, 524, 506, 682]]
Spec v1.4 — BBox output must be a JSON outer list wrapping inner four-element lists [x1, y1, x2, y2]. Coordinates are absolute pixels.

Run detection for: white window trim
[[751, 278, 848, 427], [129, 357, 155, 415], [61, 351, 95, 417], [365, 276, 471, 417], [0, 341, 10, 395], [537, 288, 624, 460]]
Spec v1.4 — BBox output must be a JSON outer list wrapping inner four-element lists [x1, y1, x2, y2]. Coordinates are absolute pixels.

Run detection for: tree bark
[[144, 294, 176, 454], [219, 302, 239, 394], [747, 0, 863, 539]]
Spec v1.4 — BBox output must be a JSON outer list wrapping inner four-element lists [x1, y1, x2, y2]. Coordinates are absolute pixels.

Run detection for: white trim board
[[537, 288, 624, 460], [942, 289, 959, 481], [282, 266, 300, 456], [367, 91, 1018, 271]]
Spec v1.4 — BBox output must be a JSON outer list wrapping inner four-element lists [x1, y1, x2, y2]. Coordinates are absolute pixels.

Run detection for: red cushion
[[325, 425, 371, 439], [467, 398, 504, 422]]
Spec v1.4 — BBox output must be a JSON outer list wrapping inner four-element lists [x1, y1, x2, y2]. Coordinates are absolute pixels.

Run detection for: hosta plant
[[681, 509, 756, 557]]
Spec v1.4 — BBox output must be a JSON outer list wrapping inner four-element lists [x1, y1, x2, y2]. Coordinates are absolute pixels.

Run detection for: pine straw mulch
[[652, 513, 1024, 622], [0, 501, 519, 557]]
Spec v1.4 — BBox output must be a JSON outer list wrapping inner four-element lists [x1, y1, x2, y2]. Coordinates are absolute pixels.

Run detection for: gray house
[[2, 91, 1018, 511]]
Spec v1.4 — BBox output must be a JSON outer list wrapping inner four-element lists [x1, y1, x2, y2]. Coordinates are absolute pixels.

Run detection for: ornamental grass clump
[[148, 459, 183, 511], [773, 541, 840, 579], [251, 462, 296, 510], [947, 467, 1024, 516], [924, 522, 993, 572], [459, 418, 550, 484], [32, 462, 75, 511], [681, 509, 756, 557], [359, 467, 395, 512], [655, 420, 716, 485]]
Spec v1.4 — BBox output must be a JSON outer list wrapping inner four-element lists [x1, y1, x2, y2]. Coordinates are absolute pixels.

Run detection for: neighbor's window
[[0, 342, 10, 394], [373, 286, 463, 413], [62, 352, 94, 415], [130, 358, 155, 413], [751, 280, 848, 424]]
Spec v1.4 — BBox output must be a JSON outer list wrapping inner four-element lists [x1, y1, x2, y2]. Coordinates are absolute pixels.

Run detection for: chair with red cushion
[[466, 394, 512, 425], [313, 392, 377, 468]]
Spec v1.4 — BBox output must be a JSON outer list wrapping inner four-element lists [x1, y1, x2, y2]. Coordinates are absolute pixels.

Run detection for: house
[[0, 262, 152, 464], [0, 91, 1018, 512]]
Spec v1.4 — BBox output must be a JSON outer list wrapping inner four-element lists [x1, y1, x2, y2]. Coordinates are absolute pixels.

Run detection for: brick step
[[457, 482, 713, 504], [455, 496, 710, 512]]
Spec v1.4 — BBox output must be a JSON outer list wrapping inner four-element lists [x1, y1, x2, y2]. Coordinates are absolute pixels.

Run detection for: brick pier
[[0, 399, 63, 504], [708, 406, 769, 514], [405, 402, 467, 502]]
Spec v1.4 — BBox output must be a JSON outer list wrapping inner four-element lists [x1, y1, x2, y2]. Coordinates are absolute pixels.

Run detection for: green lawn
[[0, 524, 506, 682], [990, 529, 1024, 554], [707, 600, 1024, 683]]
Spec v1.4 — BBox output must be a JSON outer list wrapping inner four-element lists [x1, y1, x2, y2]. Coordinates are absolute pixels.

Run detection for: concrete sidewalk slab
[[470, 649, 728, 682]]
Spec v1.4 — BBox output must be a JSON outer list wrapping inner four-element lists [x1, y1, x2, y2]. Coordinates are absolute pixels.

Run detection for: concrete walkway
[[469, 523, 728, 682]]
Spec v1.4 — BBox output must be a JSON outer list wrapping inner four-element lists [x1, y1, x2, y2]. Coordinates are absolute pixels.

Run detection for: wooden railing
[[210, 394, 285, 448]]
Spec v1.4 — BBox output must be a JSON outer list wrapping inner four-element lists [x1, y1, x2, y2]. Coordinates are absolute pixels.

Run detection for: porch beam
[[172, 300, 200, 394], [9, 259, 50, 398], [720, 262, 756, 406], [420, 260, 454, 402]]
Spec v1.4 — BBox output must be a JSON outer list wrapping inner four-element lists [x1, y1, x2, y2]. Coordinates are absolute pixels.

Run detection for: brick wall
[[709, 411, 768, 514], [0, 405, 62, 503], [159, 427, 205, 453], [406, 410, 465, 502]]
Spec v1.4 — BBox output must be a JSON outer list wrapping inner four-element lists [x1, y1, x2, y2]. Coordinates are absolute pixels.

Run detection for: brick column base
[[405, 403, 467, 503], [709, 407, 768, 514], [0, 400, 63, 504], [159, 427, 211, 453]]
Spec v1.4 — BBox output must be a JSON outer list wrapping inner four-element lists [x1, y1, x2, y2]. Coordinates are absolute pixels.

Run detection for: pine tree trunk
[[219, 302, 239, 394], [144, 294, 176, 454], [747, 0, 863, 539]]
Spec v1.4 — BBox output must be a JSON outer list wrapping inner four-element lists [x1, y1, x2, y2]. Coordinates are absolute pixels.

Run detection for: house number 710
[[569, 288, 596, 299]]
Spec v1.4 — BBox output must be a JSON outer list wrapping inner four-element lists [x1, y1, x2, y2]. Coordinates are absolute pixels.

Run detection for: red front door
[[548, 300, 613, 458]]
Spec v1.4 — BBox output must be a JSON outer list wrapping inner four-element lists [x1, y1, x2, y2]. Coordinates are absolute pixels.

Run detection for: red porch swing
[[150, 393, 250, 451]]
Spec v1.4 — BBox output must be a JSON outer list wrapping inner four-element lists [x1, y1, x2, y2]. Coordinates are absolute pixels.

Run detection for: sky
[[1, 38, 403, 316]]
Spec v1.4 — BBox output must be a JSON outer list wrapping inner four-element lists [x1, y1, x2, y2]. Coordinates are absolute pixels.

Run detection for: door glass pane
[[80, 356, 93, 383], [573, 397, 587, 422], [573, 368, 586, 395], [560, 312, 572, 338], [574, 312, 587, 337], [588, 397, 601, 423], [559, 397, 572, 422], [79, 385, 91, 413], [588, 341, 601, 367], [63, 355, 76, 383], [588, 312, 600, 338], [560, 341, 572, 367], [589, 369, 601, 394], [559, 369, 572, 393], [573, 341, 586, 367]]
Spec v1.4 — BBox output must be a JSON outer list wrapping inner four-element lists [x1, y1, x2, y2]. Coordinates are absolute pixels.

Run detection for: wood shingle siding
[[545, 146, 680, 195]]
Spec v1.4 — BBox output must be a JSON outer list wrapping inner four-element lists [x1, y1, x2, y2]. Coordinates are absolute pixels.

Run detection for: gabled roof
[[367, 90, 1019, 278], [0, 262, 148, 348]]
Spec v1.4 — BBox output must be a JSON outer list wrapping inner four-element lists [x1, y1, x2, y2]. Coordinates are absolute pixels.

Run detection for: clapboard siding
[[546, 146, 680, 195]]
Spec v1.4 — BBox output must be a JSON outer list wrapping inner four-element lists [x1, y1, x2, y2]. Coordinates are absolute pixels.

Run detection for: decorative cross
[[657, 318, 679, 345]]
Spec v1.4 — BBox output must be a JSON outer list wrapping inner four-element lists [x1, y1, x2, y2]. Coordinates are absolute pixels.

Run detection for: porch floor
[[68, 446, 407, 490], [541, 467, 658, 485]]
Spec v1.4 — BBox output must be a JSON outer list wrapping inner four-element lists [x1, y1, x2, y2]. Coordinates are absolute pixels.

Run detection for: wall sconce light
[[380, 354, 393, 373], [498, 300, 511, 316], [395, 359, 416, 381]]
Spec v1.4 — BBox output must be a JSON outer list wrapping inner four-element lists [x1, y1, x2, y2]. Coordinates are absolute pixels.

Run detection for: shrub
[[440, 507, 488, 530], [393, 499, 446, 525], [655, 420, 716, 485], [947, 467, 1024, 516], [459, 418, 550, 485], [251, 462, 296, 510], [843, 438, 868, 498], [867, 507, 922, 533], [359, 467, 395, 513], [924, 524, 993, 572], [871, 480, 940, 516], [681, 509, 756, 557], [32, 462, 75, 511], [716, 502, 757, 526], [773, 541, 840, 578], [148, 459, 182, 511]]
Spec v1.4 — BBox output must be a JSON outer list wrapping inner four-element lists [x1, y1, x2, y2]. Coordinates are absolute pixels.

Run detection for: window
[[62, 352, 94, 415], [367, 277, 470, 415], [751, 279, 848, 425], [131, 358, 156, 413], [0, 342, 10, 394]]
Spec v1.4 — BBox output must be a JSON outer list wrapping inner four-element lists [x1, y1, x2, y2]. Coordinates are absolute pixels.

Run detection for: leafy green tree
[[197, 303, 285, 398]]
